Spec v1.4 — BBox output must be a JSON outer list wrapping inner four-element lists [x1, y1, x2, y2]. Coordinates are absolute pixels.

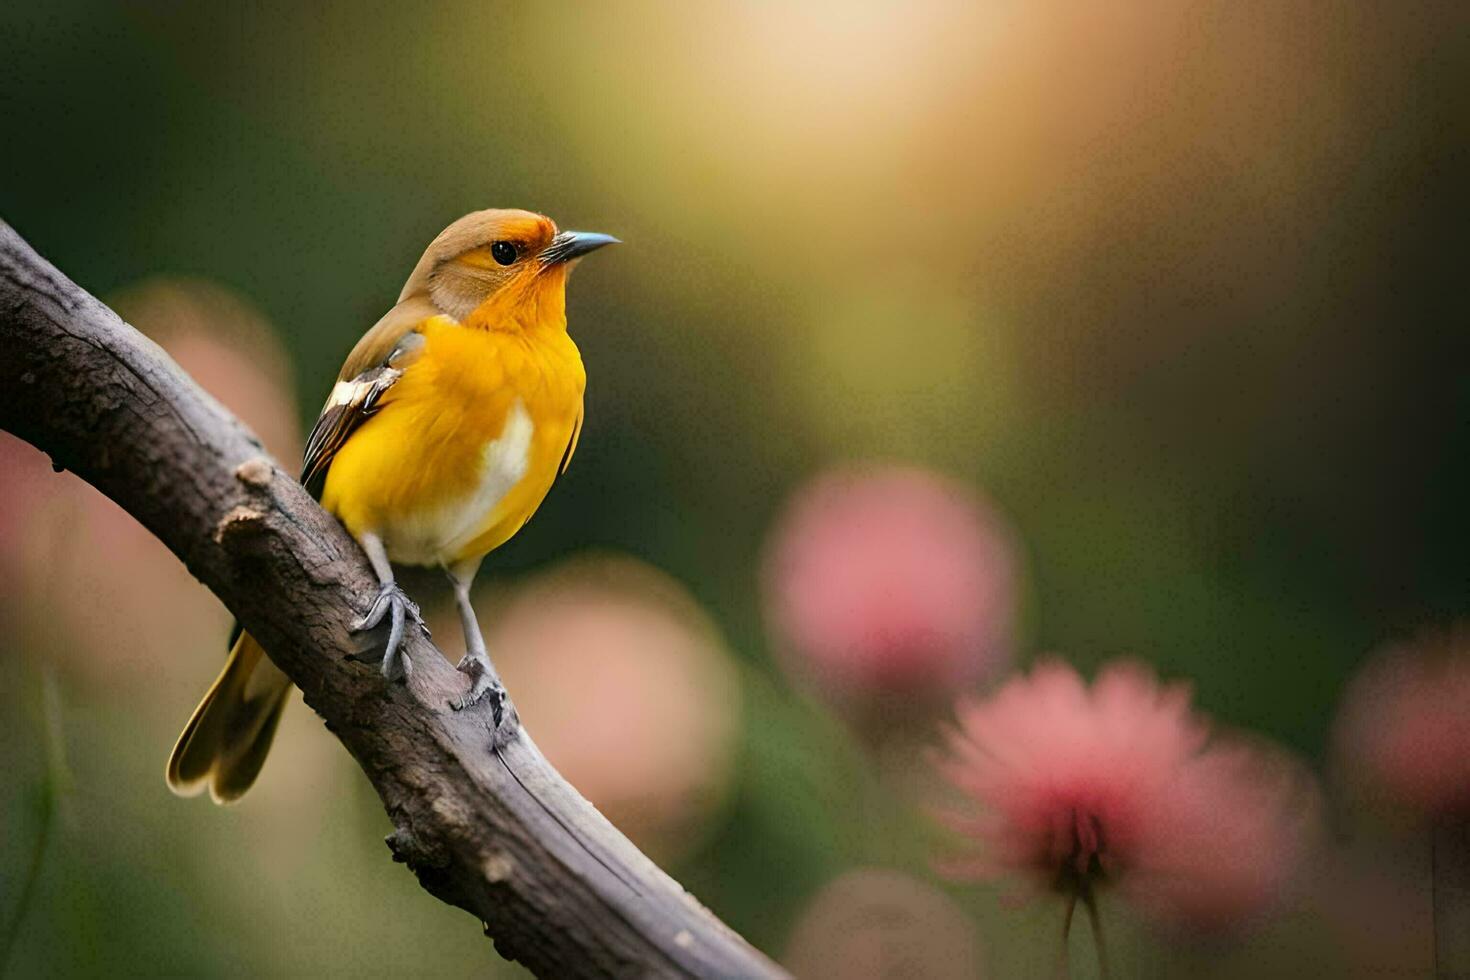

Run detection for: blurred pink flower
[[783, 868, 982, 980], [110, 277, 301, 463], [1, 278, 301, 684], [0, 433, 63, 582], [934, 659, 1316, 931], [1, 279, 344, 831], [762, 465, 1019, 707], [1333, 632, 1470, 818], [432, 553, 742, 861]]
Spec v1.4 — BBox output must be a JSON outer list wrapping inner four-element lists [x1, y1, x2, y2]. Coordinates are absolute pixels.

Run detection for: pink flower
[[0, 277, 302, 680], [1333, 632, 1470, 817], [762, 465, 1019, 706], [934, 659, 1315, 931], [110, 277, 301, 462], [783, 868, 984, 980], [432, 553, 743, 861], [0, 433, 60, 580]]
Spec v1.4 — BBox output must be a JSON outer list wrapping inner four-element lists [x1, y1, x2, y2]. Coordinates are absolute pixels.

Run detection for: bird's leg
[[349, 532, 422, 683], [444, 561, 506, 723]]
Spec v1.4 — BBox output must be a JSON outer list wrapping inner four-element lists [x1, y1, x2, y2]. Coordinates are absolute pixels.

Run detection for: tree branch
[[0, 220, 786, 980]]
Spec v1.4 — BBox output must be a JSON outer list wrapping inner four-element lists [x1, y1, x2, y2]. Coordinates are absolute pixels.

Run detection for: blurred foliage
[[1, 2, 1465, 977]]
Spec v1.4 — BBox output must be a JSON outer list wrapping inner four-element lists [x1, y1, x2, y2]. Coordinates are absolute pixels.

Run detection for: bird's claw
[[350, 583, 423, 683], [351, 583, 421, 632], [450, 651, 507, 727]]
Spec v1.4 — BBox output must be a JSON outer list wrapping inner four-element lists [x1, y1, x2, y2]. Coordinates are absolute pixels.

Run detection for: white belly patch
[[382, 399, 534, 566]]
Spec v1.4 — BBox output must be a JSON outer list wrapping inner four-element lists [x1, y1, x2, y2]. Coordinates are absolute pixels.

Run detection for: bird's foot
[[350, 582, 424, 683], [451, 649, 507, 727]]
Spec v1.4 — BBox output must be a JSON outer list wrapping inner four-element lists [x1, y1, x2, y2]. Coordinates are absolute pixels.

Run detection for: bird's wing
[[535, 405, 582, 512], [299, 298, 434, 499], [558, 407, 583, 477], [512, 407, 583, 536]]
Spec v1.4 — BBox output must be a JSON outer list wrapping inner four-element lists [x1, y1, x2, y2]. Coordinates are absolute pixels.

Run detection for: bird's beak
[[540, 230, 620, 267]]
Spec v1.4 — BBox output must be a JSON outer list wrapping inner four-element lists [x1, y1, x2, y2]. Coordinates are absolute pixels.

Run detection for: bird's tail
[[166, 629, 291, 804]]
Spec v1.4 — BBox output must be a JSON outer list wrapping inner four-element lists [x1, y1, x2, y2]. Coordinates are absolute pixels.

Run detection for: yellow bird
[[166, 209, 618, 803]]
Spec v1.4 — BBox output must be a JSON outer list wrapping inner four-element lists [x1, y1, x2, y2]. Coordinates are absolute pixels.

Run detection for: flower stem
[[0, 668, 65, 977], [1082, 887, 1110, 980], [1055, 891, 1077, 980]]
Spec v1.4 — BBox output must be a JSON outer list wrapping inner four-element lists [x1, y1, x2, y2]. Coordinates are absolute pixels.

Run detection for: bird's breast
[[371, 398, 535, 566], [321, 320, 584, 567]]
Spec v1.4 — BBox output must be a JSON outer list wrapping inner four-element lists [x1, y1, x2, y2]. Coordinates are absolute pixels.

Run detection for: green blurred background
[[1, 2, 1465, 977]]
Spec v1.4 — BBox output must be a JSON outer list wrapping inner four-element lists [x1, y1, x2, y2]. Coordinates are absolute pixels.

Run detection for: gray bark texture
[[0, 219, 786, 980]]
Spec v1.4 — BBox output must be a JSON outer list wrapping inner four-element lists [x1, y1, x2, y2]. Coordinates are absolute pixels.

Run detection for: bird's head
[[400, 208, 619, 328]]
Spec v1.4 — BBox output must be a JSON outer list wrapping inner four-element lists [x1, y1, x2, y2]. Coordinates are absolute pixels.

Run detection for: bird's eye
[[490, 241, 518, 266]]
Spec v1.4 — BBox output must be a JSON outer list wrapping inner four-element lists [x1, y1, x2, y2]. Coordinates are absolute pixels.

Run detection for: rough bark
[[0, 220, 786, 980]]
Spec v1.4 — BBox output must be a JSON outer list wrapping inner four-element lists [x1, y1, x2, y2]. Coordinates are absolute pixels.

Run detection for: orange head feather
[[399, 209, 617, 330]]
